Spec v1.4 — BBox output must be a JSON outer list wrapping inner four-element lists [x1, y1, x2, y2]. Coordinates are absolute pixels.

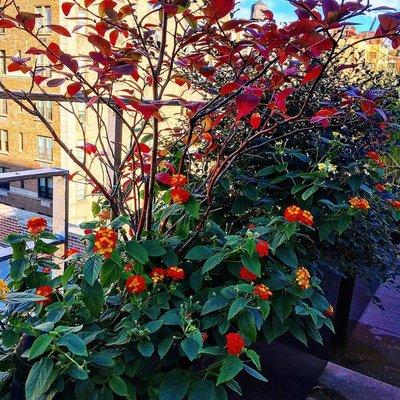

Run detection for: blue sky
[[236, 0, 400, 31]]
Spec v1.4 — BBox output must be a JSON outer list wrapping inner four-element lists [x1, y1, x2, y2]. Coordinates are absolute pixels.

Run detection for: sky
[[236, 0, 400, 31]]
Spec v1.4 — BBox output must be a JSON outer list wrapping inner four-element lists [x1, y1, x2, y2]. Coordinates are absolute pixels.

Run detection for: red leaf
[[26, 47, 46, 55], [78, 142, 97, 155], [46, 42, 61, 63], [250, 112, 261, 129], [361, 100, 377, 116], [34, 75, 47, 85], [66, 82, 82, 97], [274, 88, 295, 114], [47, 25, 71, 37], [220, 82, 240, 96], [204, 0, 235, 21], [301, 65, 323, 85], [236, 94, 260, 121], [109, 30, 119, 46], [62, 2, 74, 16], [0, 19, 16, 28], [88, 34, 112, 56], [130, 101, 158, 120], [311, 108, 338, 128], [134, 143, 151, 154], [84, 0, 96, 6], [111, 95, 128, 110], [156, 173, 172, 186]]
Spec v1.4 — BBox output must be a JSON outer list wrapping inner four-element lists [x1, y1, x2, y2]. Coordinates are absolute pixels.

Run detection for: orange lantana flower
[[296, 267, 311, 290], [27, 217, 47, 235], [93, 227, 117, 258], [349, 197, 370, 210]]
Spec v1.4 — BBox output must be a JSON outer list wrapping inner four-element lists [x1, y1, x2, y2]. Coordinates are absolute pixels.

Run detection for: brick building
[[0, 0, 63, 217]]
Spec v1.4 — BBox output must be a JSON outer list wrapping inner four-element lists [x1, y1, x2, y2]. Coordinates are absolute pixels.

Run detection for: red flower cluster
[[166, 266, 185, 281], [254, 284, 272, 301], [284, 205, 314, 226], [239, 266, 257, 282], [225, 332, 245, 356], [64, 248, 79, 259], [324, 305, 335, 318], [171, 187, 190, 204], [349, 197, 370, 210], [124, 263, 134, 272], [170, 174, 190, 204], [93, 227, 117, 258], [171, 174, 188, 187], [27, 217, 47, 235], [375, 183, 386, 192], [389, 200, 400, 210], [255, 240, 269, 257], [366, 151, 385, 167], [296, 267, 311, 290], [36, 285, 53, 306], [150, 267, 166, 283], [126, 275, 147, 294]]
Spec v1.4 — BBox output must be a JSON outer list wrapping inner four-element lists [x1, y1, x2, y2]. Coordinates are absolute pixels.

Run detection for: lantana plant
[[0, 0, 400, 399]]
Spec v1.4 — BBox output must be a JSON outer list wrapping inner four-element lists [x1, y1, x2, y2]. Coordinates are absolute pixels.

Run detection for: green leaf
[[188, 380, 216, 400], [83, 254, 103, 285], [25, 357, 57, 400], [82, 280, 104, 317], [29, 334, 53, 360], [109, 375, 128, 397], [275, 247, 298, 268], [255, 166, 275, 177], [217, 356, 243, 385], [141, 240, 166, 257], [158, 338, 174, 359], [273, 296, 292, 322], [186, 246, 214, 260], [181, 337, 200, 361], [319, 222, 334, 241], [243, 185, 258, 201], [184, 197, 200, 219], [34, 240, 58, 254], [349, 175, 363, 192], [228, 298, 248, 320], [202, 252, 226, 274], [5, 292, 47, 304], [10, 258, 28, 281], [336, 214, 352, 235], [126, 241, 149, 264], [201, 295, 229, 315], [138, 341, 155, 357], [159, 370, 191, 400], [243, 364, 268, 382], [57, 333, 87, 356], [246, 349, 261, 370], [289, 321, 308, 346], [90, 354, 115, 367], [100, 259, 120, 286], [240, 254, 261, 277], [301, 185, 318, 200], [215, 387, 228, 400], [1, 330, 19, 349]]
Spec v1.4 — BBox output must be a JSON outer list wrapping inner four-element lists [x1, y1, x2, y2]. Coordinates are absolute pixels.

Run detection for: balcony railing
[[0, 168, 69, 262]]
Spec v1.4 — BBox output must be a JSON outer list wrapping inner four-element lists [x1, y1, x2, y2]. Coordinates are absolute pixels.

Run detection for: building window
[[38, 177, 53, 199], [35, 6, 52, 33], [37, 136, 53, 162], [19, 132, 24, 151], [0, 99, 7, 116], [0, 28, 5, 35], [0, 50, 6, 75], [0, 130, 9, 153], [36, 100, 52, 120], [0, 166, 10, 190]]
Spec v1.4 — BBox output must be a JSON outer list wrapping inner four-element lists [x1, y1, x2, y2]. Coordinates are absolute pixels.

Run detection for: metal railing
[[0, 168, 69, 261]]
